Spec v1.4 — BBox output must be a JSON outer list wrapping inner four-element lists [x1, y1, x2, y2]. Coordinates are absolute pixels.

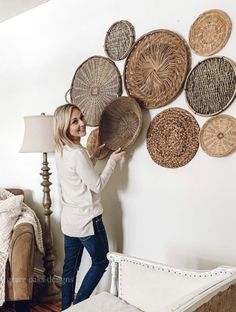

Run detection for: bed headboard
[[6, 188, 24, 197], [107, 252, 236, 312]]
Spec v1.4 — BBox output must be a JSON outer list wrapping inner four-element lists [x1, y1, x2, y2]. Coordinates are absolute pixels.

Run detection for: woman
[[53, 103, 124, 311]]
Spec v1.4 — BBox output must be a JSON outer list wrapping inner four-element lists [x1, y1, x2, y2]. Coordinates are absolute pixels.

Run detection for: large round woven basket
[[104, 20, 135, 61], [185, 56, 236, 116], [124, 29, 191, 109], [146, 108, 200, 168], [99, 96, 142, 151], [200, 115, 236, 157], [189, 9, 232, 56], [86, 128, 110, 160], [70, 56, 122, 126]]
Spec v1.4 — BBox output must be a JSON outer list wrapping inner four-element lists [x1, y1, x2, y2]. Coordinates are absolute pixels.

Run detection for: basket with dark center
[[70, 56, 122, 126], [124, 29, 191, 109], [99, 96, 142, 151], [200, 114, 236, 157], [189, 9, 232, 56], [146, 108, 200, 168], [185, 56, 236, 116], [104, 20, 135, 61], [87, 128, 110, 160]]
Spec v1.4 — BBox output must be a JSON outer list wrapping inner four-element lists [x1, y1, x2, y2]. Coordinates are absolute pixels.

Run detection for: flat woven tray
[[87, 128, 110, 160], [185, 57, 236, 116], [189, 9, 232, 56], [70, 56, 122, 126], [104, 20, 135, 61], [146, 108, 199, 168], [124, 29, 190, 109], [200, 114, 236, 157], [99, 96, 142, 151]]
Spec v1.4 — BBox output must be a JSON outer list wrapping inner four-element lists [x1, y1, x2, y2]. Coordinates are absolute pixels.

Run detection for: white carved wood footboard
[[107, 252, 236, 312]]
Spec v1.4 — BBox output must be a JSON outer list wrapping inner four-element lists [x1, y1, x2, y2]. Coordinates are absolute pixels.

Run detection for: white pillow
[[0, 195, 23, 252]]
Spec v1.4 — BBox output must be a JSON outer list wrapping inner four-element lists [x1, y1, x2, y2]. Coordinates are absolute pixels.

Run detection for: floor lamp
[[20, 113, 60, 303]]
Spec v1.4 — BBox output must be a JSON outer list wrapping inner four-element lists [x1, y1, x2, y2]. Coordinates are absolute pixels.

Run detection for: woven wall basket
[[124, 29, 191, 109], [146, 108, 200, 168], [200, 115, 236, 157], [189, 9, 232, 57], [99, 96, 142, 151], [185, 56, 236, 116], [104, 20, 135, 61], [70, 56, 122, 126], [86, 128, 110, 160]]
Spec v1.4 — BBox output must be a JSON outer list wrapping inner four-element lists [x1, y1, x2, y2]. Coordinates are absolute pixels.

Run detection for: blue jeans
[[61, 215, 109, 311]]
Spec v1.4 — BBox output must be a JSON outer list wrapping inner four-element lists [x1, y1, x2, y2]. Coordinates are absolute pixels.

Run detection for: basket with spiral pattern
[[200, 115, 236, 157], [99, 96, 142, 151], [185, 56, 236, 116], [146, 108, 200, 168], [70, 56, 122, 126], [124, 29, 191, 109], [189, 9, 232, 56], [104, 20, 135, 61], [87, 128, 110, 160]]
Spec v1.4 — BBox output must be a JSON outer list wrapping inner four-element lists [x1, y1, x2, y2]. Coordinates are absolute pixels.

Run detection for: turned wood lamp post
[[20, 113, 60, 303]]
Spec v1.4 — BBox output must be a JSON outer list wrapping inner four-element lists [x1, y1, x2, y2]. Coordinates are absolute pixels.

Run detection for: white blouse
[[55, 145, 116, 237]]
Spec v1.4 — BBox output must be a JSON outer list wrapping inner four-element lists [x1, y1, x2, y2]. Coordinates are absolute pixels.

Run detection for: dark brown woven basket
[[124, 29, 191, 109], [104, 20, 135, 61], [70, 56, 122, 126], [99, 96, 142, 151], [189, 9, 232, 56], [185, 56, 236, 116], [146, 108, 199, 168], [86, 128, 110, 160], [199, 114, 236, 157]]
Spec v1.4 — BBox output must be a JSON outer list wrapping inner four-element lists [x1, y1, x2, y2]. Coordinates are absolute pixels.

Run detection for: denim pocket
[[94, 217, 105, 233], [80, 235, 92, 242]]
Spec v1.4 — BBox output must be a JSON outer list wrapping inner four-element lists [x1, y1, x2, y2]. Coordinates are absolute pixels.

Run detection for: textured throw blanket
[[0, 189, 44, 306]]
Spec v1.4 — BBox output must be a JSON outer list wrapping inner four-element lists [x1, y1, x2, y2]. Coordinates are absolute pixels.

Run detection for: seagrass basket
[[124, 29, 191, 109], [70, 56, 122, 126], [185, 56, 236, 116], [199, 114, 236, 157], [99, 96, 142, 151], [86, 128, 110, 160], [189, 9, 232, 56], [104, 20, 135, 61], [146, 108, 199, 168]]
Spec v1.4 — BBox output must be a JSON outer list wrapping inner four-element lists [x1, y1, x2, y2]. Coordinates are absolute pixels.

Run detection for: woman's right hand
[[110, 148, 125, 162]]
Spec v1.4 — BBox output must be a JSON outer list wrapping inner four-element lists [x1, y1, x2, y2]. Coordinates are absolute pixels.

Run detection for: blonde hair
[[53, 104, 81, 154]]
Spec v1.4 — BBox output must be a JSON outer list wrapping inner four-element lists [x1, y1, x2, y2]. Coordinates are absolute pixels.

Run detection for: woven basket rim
[[124, 29, 191, 109], [104, 20, 135, 61], [70, 55, 122, 126], [189, 9, 232, 57], [199, 114, 236, 157], [99, 96, 142, 150], [184, 56, 236, 117]]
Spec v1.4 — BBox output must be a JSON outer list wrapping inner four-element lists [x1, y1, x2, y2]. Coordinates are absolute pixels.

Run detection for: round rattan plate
[[124, 29, 190, 109], [200, 115, 236, 157], [99, 96, 142, 151], [185, 56, 236, 116], [104, 20, 135, 61], [70, 56, 122, 126], [87, 128, 110, 160], [146, 108, 200, 168], [189, 9, 232, 56]]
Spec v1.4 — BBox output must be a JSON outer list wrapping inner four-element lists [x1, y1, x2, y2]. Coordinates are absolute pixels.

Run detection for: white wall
[[0, 0, 236, 291]]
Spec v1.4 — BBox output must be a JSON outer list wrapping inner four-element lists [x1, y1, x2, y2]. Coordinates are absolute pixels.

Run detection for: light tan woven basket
[[189, 9, 232, 56], [185, 56, 236, 116], [146, 108, 199, 168], [200, 114, 236, 157], [99, 96, 142, 151], [104, 20, 135, 61], [70, 56, 122, 126], [86, 128, 110, 160], [124, 29, 191, 109]]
